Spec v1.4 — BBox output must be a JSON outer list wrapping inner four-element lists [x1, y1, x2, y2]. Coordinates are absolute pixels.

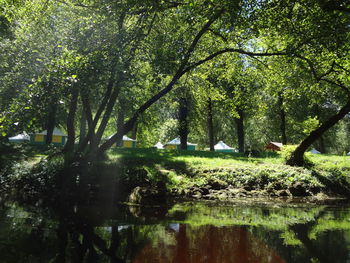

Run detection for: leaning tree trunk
[[179, 97, 189, 150], [207, 97, 215, 151], [235, 108, 245, 153], [278, 93, 287, 145], [286, 97, 350, 166]]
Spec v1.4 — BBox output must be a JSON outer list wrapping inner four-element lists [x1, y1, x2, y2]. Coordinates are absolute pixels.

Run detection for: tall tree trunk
[[313, 105, 326, 153], [317, 135, 326, 154], [179, 97, 188, 150], [45, 102, 57, 145], [286, 97, 350, 166], [207, 97, 215, 151], [235, 108, 244, 153], [278, 93, 287, 145], [79, 110, 87, 146], [116, 106, 125, 147], [64, 87, 79, 155]]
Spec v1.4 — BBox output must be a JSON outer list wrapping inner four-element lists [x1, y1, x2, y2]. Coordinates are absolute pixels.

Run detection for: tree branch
[[185, 48, 288, 73], [98, 9, 225, 153]]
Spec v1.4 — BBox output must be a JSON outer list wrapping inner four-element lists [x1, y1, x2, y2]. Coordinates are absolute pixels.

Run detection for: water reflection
[[0, 201, 350, 262]]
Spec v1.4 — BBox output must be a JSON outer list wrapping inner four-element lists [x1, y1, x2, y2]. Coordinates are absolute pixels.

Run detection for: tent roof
[[106, 135, 136, 141], [36, 127, 66, 136], [122, 135, 136, 141], [154, 142, 164, 149], [9, 131, 30, 141], [214, 141, 233, 150], [310, 148, 321, 154], [165, 137, 197, 146], [268, 142, 283, 148]]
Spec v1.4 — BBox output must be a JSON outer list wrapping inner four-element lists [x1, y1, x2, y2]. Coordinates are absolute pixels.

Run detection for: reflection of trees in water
[[132, 224, 285, 263], [1, 202, 350, 262]]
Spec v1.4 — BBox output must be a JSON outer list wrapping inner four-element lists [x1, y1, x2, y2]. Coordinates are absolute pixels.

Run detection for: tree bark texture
[[235, 108, 244, 153], [116, 105, 125, 147], [207, 97, 215, 151], [64, 87, 79, 153], [286, 97, 350, 166], [79, 110, 87, 146], [313, 104, 326, 153], [45, 102, 57, 145]]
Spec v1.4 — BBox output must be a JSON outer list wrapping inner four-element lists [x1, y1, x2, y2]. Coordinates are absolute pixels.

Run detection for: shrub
[[281, 145, 313, 167]]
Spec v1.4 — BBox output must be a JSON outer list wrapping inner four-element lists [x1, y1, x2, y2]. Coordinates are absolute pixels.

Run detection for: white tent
[[37, 127, 66, 136], [165, 137, 197, 146], [214, 141, 236, 152], [214, 141, 233, 150], [347, 152, 350, 156], [107, 135, 136, 141], [154, 142, 164, 149], [8, 131, 30, 142], [122, 135, 136, 141], [310, 148, 321, 154], [164, 137, 197, 150]]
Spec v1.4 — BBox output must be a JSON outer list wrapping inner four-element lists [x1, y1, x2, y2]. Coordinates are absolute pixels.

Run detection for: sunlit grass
[[108, 148, 283, 170], [108, 148, 350, 170]]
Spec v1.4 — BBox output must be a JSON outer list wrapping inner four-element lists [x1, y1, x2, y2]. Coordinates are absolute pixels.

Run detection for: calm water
[[0, 200, 350, 263]]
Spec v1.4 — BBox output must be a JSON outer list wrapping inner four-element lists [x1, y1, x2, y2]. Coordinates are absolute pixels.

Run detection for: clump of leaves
[[0, 141, 28, 177], [2, 154, 64, 200]]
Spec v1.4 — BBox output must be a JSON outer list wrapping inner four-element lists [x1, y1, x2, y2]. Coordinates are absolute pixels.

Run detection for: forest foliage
[[0, 0, 349, 166]]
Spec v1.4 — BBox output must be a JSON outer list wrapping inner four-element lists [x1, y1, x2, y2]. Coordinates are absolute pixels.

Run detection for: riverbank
[[2, 148, 350, 205], [107, 148, 350, 203]]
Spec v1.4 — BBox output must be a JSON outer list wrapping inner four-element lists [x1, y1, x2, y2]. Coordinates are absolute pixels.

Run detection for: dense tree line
[[0, 0, 349, 166]]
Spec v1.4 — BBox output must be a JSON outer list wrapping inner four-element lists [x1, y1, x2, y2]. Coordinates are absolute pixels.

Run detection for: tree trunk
[[317, 135, 326, 154], [97, 11, 224, 154], [45, 102, 57, 145], [179, 97, 188, 150], [207, 97, 215, 151], [278, 93, 287, 145], [313, 104, 326, 153], [79, 110, 87, 146], [286, 97, 350, 166], [235, 108, 244, 153], [116, 105, 125, 147], [132, 121, 138, 140], [64, 87, 79, 154]]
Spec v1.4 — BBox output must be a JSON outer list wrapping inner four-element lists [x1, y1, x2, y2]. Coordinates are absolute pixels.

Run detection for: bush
[[281, 145, 313, 167]]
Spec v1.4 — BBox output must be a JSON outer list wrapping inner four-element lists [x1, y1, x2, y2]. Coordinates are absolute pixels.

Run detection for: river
[[0, 199, 349, 262]]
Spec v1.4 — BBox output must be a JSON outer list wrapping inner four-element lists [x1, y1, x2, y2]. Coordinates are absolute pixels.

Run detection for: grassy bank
[[2, 147, 350, 204], [108, 148, 350, 201]]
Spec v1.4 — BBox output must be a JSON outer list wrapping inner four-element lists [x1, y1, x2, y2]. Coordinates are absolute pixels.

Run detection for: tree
[[250, 0, 350, 165]]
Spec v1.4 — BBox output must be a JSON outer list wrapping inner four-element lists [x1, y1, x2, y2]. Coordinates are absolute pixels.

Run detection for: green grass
[[108, 148, 282, 168], [108, 148, 350, 170], [106, 148, 350, 197]]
